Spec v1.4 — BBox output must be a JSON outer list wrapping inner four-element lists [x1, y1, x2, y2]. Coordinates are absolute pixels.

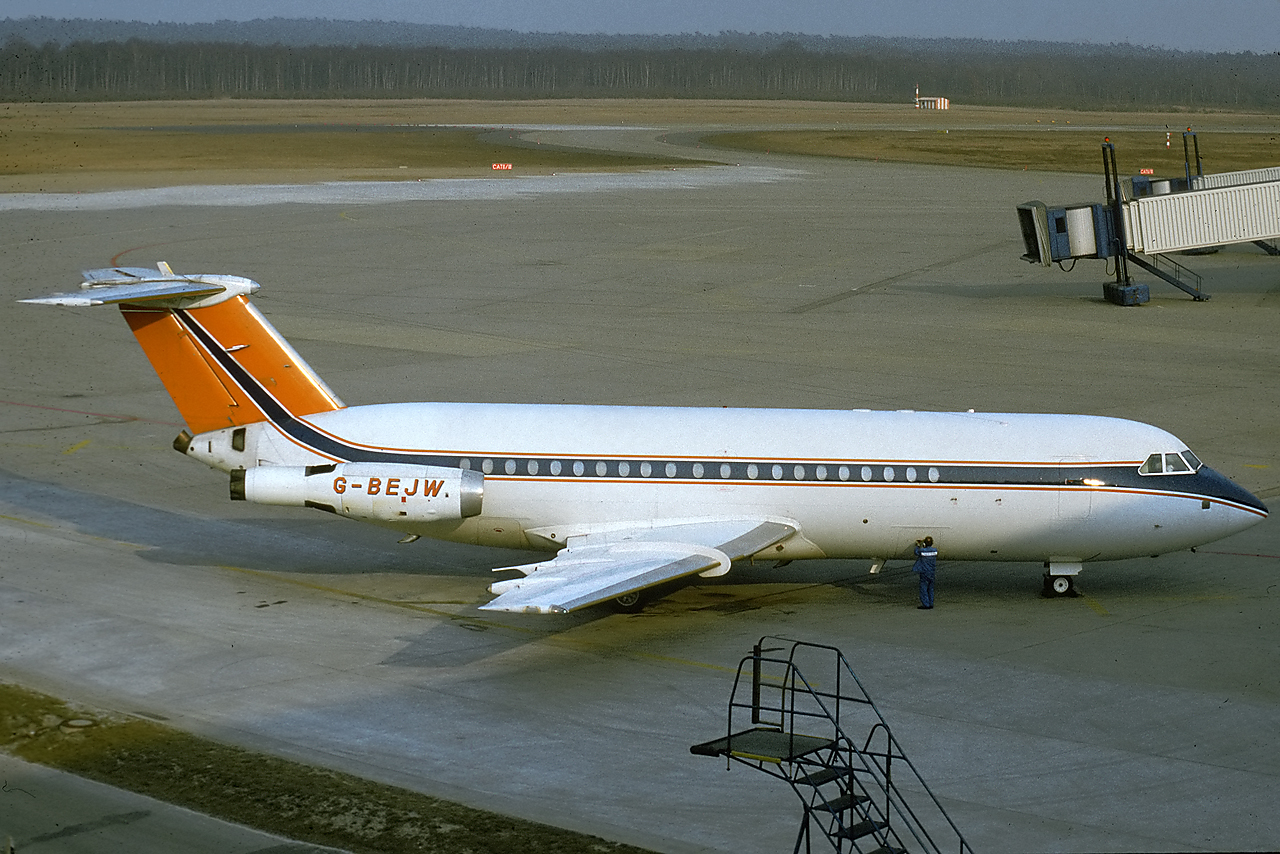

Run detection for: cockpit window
[[1139, 451, 1201, 476]]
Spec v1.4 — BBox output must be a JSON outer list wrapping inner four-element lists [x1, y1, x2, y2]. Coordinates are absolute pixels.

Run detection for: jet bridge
[[1017, 133, 1280, 305]]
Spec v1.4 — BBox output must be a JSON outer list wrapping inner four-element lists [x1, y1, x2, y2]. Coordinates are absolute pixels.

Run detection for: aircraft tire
[[1043, 573, 1075, 597], [612, 591, 646, 612]]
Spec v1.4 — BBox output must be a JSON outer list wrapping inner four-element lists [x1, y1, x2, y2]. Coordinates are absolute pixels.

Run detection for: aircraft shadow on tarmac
[[0, 468, 538, 578], [1, 466, 1235, 660]]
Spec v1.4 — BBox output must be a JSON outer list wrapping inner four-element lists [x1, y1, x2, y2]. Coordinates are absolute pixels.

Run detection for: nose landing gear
[[1043, 573, 1077, 596], [1042, 560, 1081, 597]]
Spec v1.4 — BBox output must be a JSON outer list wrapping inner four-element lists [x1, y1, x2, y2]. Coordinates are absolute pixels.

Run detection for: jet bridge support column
[[1101, 141, 1148, 305]]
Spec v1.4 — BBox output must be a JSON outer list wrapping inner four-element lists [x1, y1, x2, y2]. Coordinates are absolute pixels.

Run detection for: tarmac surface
[[1, 126, 1278, 853]]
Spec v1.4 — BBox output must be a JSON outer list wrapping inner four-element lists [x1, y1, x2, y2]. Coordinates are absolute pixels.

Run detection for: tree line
[[2, 36, 1276, 112]]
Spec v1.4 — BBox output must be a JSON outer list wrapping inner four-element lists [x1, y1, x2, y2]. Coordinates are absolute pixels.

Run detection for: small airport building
[[914, 84, 950, 109]]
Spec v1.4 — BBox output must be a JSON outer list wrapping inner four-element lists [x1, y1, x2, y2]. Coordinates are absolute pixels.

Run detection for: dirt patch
[[705, 127, 1280, 175], [1, 682, 654, 854], [1, 99, 1275, 191], [0, 121, 691, 192]]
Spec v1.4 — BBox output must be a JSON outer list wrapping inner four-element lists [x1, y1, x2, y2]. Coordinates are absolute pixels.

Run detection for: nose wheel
[[1042, 573, 1077, 597]]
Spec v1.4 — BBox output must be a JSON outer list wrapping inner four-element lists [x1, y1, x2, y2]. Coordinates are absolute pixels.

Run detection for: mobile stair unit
[[690, 638, 972, 854], [1017, 133, 1280, 305]]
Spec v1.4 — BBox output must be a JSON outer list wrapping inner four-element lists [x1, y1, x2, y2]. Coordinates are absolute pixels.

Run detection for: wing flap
[[485, 542, 723, 614], [481, 518, 796, 614]]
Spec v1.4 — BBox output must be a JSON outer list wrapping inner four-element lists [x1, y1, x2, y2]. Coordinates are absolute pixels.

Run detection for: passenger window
[[1164, 453, 1190, 473], [1138, 453, 1163, 474]]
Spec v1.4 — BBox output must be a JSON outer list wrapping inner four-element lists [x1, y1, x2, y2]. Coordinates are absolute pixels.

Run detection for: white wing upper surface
[[481, 519, 796, 613]]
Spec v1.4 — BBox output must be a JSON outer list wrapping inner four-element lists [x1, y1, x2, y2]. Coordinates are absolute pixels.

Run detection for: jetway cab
[[1017, 201, 1118, 267]]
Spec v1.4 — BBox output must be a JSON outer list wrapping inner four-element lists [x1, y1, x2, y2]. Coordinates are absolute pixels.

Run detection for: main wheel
[[1050, 575, 1074, 595], [612, 591, 645, 612]]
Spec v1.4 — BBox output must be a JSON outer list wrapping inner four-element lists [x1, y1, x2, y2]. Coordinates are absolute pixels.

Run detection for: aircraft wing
[[481, 519, 795, 614]]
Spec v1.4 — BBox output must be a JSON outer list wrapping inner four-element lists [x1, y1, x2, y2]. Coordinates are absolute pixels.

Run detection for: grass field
[[2, 99, 1276, 191], [706, 127, 1280, 176], [1, 682, 652, 854]]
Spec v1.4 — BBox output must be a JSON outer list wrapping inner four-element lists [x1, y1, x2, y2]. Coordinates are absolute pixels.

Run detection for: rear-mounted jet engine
[[231, 462, 483, 523]]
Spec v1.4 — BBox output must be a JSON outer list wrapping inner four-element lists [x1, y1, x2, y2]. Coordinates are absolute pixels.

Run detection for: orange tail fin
[[123, 296, 343, 434], [22, 264, 343, 435]]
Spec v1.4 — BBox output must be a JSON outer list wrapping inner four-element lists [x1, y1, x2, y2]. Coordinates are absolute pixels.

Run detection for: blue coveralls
[[912, 544, 938, 608]]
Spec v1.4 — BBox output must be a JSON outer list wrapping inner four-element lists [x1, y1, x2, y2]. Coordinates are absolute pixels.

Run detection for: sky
[[4, 0, 1279, 54]]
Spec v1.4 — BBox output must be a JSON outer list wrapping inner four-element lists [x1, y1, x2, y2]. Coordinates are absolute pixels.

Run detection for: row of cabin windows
[[461, 457, 943, 483], [1139, 450, 1201, 475]]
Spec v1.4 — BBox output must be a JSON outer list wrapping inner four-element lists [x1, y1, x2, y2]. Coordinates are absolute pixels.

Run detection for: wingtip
[[18, 295, 93, 307]]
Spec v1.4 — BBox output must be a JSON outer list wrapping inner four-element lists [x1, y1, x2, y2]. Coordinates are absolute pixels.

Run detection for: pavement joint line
[[0, 512, 147, 551], [787, 239, 1015, 314], [1, 424, 123, 436], [0, 398, 176, 426], [0, 513, 56, 530]]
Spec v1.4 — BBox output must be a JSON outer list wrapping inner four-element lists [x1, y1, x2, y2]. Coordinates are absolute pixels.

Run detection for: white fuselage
[[187, 403, 1267, 565]]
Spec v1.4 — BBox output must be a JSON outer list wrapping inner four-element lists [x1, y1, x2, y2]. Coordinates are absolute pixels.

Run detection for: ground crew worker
[[912, 536, 938, 609]]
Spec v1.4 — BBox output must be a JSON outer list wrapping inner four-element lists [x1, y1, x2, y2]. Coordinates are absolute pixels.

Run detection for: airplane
[[21, 264, 1268, 612]]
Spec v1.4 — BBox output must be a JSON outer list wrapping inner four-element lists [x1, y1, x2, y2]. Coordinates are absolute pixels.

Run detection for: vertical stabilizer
[[22, 264, 344, 434], [123, 296, 344, 433]]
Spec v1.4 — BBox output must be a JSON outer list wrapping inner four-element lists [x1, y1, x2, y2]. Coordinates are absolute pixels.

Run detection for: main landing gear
[[611, 591, 646, 612]]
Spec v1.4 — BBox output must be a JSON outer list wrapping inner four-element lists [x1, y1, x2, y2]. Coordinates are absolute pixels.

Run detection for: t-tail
[[21, 263, 345, 438]]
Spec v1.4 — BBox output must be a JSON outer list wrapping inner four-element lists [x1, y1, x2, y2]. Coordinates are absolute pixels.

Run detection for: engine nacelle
[[231, 463, 483, 523]]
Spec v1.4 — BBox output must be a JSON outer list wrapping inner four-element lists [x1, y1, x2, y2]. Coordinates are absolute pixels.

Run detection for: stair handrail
[[728, 648, 901, 851], [727, 637, 973, 853]]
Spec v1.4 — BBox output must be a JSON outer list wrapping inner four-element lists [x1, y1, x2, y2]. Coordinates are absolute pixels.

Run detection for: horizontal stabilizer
[[20, 263, 341, 433], [82, 265, 174, 284], [20, 263, 259, 309], [21, 280, 225, 307]]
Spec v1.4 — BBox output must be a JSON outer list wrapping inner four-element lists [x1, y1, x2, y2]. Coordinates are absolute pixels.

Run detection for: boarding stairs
[[691, 638, 973, 854], [1123, 246, 1205, 300]]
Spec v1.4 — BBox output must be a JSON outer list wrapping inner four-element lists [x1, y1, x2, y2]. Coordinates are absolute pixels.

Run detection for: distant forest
[[2, 17, 1277, 111]]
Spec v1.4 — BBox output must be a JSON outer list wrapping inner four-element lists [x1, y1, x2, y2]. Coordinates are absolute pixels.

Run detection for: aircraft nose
[[1197, 466, 1268, 516]]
